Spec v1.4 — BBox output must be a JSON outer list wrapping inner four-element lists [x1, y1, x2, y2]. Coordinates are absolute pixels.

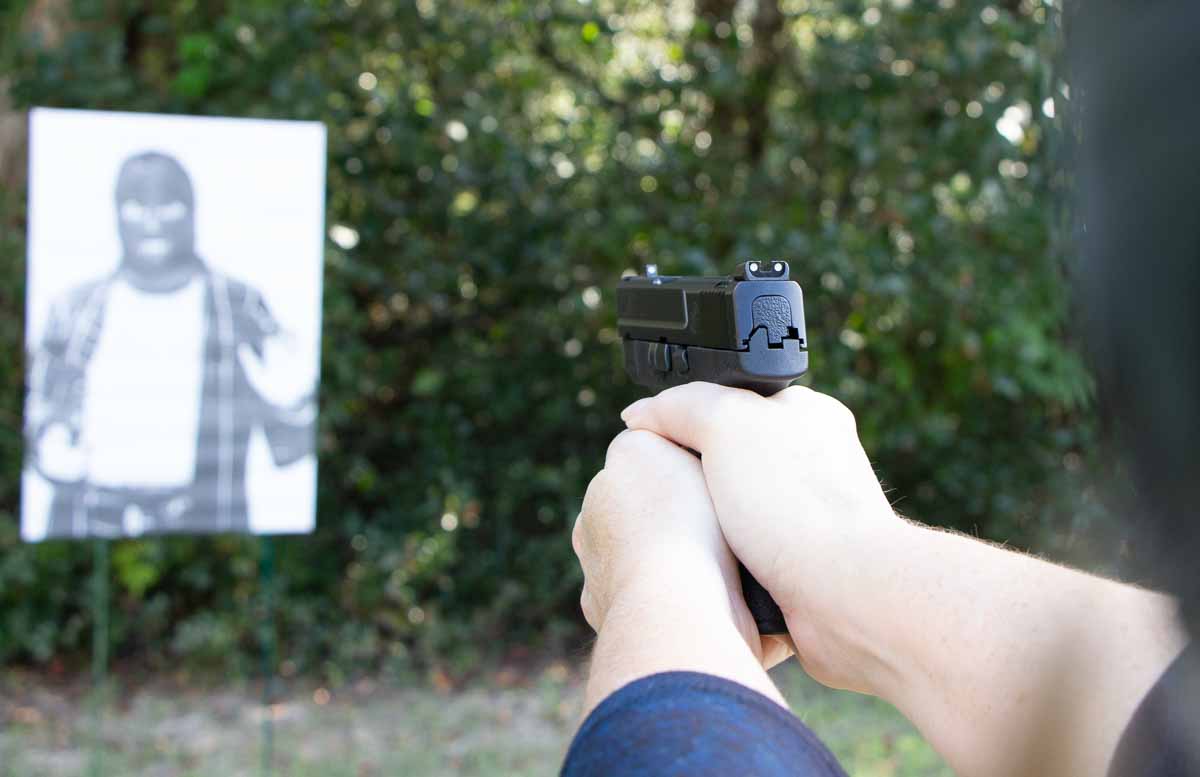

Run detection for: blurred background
[[0, 0, 1122, 774]]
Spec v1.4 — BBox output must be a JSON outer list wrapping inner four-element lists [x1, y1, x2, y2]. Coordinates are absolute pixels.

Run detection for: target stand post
[[259, 536, 278, 777], [88, 538, 110, 777]]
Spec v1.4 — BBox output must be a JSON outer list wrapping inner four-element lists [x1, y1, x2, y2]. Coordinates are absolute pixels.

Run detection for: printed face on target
[[114, 153, 198, 279], [119, 199, 189, 263]]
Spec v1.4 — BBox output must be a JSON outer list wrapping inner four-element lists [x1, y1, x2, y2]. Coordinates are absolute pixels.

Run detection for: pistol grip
[[739, 563, 787, 635]]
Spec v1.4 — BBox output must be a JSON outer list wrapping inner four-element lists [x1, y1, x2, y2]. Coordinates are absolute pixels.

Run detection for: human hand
[[35, 422, 87, 483], [621, 383, 908, 695], [573, 429, 793, 670], [237, 335, 315, 409]]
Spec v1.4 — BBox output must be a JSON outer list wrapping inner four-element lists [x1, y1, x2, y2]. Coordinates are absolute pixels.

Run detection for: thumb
[[620, 382, 758, 454]]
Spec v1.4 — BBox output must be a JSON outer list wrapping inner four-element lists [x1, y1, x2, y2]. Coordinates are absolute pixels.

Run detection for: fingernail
[[620, 398, 649, 425]]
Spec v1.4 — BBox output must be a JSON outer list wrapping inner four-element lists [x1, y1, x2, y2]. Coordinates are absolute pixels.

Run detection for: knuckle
[[707, 389, 768, 445], [579, 469, 620, 540], [777, 385, 815, 405], [571, 513, 585, 556], [823, 395, 858, 429], [579, 589, 598, 629], [621, 428, 660, 449], [709, 391, 750, 432], [604, 428, 657, 466], [581, 469, 615, 517], [604, 430, 633, 463]]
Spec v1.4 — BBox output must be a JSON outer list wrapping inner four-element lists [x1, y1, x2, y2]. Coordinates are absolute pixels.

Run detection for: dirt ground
[[0, 660, 953, 776]]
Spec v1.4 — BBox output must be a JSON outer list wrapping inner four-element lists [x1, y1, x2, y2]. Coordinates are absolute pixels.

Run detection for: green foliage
[[0, 0, 1100, 673]]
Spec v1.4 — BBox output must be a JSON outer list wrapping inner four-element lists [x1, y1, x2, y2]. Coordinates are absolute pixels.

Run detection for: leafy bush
[[0, 0, 1103, 673]]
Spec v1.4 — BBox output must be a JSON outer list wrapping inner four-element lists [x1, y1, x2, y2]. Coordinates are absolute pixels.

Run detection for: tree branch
[[533, 24, 625, 113], [744, 0, 786, 164]]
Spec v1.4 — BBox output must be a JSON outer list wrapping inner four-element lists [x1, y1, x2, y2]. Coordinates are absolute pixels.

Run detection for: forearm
[[583, 553, 785, 717], [853, 522, 1186, 777]]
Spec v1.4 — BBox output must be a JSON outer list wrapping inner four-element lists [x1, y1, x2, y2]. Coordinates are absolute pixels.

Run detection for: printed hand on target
[[35, 422, 87, 483], [236, 335, 316, 410]]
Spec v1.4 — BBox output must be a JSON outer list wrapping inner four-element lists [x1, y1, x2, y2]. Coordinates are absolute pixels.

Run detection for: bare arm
[[849, 520, 1184, 777], [581, 552, 786, 716], [622, 382, 1187, 777]]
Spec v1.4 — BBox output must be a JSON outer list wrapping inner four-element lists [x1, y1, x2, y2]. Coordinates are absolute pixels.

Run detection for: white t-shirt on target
[[80, 276, 207, 489]]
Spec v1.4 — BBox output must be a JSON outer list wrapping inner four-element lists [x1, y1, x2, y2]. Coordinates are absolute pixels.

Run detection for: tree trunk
[[0, 0, 71, 191]]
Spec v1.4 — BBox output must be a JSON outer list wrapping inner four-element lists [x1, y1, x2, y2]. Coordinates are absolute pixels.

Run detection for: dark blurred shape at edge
[[1069, 0, 1200, 639]]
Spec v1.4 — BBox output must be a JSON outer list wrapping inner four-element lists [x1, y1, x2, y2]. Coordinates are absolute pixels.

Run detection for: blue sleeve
[[561, 671, 847, 777]]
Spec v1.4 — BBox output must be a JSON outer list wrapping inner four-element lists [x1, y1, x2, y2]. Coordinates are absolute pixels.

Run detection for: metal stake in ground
[[89, 538, 110, 777], [259, 536, 278, 777]]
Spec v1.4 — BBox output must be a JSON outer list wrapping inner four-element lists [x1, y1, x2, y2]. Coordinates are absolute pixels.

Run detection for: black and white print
[[21, 108, 326, 540]]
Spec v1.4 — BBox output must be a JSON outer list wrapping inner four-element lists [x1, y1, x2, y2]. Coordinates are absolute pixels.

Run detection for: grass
[[0, 661, 953, 776], [774, 667, 955, 777]]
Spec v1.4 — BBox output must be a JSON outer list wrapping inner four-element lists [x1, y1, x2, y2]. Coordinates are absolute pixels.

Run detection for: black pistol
[[616, 260, 809, 635]]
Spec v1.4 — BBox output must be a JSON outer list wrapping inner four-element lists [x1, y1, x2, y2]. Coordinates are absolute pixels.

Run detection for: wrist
[[778, 513, 919, 699], [608, 545, 745, 631], [587, 550, 784, 714], [847, 518, 930, 700]]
